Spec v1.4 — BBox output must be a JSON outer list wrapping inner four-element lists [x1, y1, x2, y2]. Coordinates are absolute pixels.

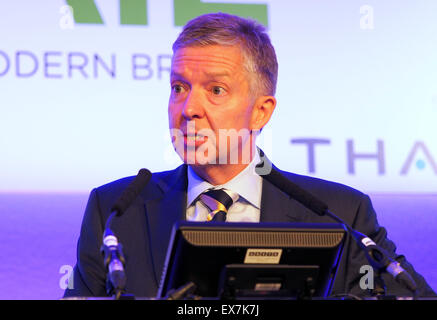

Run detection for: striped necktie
[[199, 188, 238, 222]]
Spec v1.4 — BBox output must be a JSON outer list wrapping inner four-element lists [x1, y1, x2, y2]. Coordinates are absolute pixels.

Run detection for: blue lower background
[[0, 192, 435, 299]]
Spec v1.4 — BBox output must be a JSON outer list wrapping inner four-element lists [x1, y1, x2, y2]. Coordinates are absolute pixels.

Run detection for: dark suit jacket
[[64, 163, 435, 298]]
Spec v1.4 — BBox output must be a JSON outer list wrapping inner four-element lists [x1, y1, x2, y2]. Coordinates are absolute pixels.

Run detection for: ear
[[250, 95, 277, 132]]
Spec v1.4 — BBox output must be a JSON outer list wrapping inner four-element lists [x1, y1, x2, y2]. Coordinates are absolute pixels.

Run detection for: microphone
[[256, 162, 417, 294], [101, 168, 152, 299], [111, 168, 152, 216], [165, 282, 198, 300], [257, 163, 328, 216]]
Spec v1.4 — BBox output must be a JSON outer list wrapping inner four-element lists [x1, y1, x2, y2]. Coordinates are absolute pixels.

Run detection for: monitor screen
[[157, 221, 346, 299]]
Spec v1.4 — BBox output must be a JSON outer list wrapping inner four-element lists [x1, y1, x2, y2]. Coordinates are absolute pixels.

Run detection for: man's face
[[168, 45, 257, 166]]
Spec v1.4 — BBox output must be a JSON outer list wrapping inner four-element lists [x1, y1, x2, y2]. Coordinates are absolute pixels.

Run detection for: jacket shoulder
[[278, 170, 370, 223], [280, 170, 365, 199], [96, 167, 180, 193], [91, 166, 184, 209]]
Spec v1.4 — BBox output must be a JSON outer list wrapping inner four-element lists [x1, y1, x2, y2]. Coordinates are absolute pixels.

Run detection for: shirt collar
[[187, 150, 263, 209]]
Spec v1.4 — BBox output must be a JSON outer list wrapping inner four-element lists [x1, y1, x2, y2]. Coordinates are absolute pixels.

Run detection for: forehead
[[171, 45, 245, 77]]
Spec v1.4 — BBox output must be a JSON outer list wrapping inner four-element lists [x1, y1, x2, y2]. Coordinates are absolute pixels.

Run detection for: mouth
[[183, 133, 207, 147]]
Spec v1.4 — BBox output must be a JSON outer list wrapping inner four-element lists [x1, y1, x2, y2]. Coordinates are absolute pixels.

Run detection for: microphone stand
[[100, 168, 152, 300], [101, 211, 132, 300], [255, 156, 418, 298], [322, 209, 417, 298]]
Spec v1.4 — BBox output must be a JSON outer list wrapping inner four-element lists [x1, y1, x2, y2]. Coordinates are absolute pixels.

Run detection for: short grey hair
[[172, 12, 278, 96]]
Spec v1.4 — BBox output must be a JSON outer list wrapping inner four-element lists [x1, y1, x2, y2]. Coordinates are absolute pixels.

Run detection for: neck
[[190, 162, 251, 186]]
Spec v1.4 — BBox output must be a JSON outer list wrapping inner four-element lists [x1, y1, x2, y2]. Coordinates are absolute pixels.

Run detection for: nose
[[182, 88, 205, 120]]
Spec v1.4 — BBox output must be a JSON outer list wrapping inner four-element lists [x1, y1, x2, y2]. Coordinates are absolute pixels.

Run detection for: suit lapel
[[260, 177, 311, 223], [258, 151, 312, 223], [143, 164, 188, 289]]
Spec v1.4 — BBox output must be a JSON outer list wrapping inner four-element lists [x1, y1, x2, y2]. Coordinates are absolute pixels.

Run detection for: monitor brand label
[[244, 249, 282, 264]]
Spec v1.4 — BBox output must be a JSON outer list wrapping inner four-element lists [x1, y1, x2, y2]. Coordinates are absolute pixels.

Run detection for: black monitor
[[157, 221, 346, 299]]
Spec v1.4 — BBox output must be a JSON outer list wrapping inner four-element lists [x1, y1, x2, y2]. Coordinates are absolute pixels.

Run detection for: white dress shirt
[[186, 151, 263, 222]]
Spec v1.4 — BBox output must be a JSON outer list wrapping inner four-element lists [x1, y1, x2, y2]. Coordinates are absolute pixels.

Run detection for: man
[[64, 13, 435, 298]]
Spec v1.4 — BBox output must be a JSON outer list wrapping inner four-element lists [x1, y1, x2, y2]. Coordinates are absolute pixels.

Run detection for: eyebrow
[[203, 71, 231, 79]]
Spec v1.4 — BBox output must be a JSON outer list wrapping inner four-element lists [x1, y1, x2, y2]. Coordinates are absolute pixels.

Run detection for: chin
[[182, 151, 218, 166]]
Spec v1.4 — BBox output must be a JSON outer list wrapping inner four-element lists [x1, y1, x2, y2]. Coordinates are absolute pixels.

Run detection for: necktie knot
[[199, 188, 238, 222]]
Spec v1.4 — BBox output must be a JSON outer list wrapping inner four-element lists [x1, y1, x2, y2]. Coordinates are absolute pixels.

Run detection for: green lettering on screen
[[66, 0, 267, 27], [173, 0, 268, 27], [120, 0, 148, 25], [66, 0, 104, 24]]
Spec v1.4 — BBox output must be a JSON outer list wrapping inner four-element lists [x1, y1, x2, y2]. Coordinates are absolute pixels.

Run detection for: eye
[[211, 86, 226, 96], [172, 84, 184, 94]]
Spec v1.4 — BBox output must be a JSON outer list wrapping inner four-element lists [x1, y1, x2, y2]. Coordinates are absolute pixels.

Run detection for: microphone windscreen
[[260, 165, 328, 216], [111, 168, 152, 216]]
